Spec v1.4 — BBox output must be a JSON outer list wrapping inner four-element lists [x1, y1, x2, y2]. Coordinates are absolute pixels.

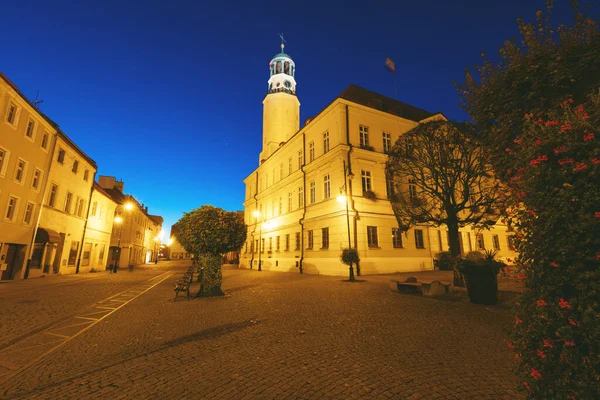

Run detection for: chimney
[[304, 116, 313, 126], [145, 206, 148, 213], [114, 180, 125, 193], [98, 176, 116, 190]]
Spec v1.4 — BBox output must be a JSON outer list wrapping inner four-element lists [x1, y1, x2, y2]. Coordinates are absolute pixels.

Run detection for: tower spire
[[279, 33, 286, 52]]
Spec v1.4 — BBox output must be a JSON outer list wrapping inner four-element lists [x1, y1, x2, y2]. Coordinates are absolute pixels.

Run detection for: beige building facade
[[1, 73, 57, 280], [240, 47, 518, 276], [99, 176, 163, 268], [79, 182, 117, 272], [32, 133, 97, 277]]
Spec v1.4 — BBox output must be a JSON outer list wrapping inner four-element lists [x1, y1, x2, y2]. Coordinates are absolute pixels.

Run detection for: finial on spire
[[279, 33, 286, 51]]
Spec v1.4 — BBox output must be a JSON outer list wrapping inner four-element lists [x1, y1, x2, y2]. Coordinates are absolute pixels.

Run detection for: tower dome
[[267, 42, 297, 94]]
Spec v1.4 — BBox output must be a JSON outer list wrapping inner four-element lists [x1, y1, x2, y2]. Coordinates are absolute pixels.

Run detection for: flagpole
[[394, 69, 398, 101]]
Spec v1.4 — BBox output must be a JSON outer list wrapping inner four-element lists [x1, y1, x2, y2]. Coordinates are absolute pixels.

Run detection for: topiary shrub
[[435, 251, 454, 270], [501, 97, 600, 398], [341, 248, 360, 281]]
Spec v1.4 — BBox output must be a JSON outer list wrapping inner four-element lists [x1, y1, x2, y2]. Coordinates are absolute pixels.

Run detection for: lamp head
[[125, 203, 134, 211], [114, 216, 123, 223], [252, 210, 260, 218]]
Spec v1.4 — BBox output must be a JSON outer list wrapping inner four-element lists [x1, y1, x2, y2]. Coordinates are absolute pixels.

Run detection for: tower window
[[284, 61, 290, 75], [309, 142, 315, 162], [360, 125, 370, 148], [323, 131, 330, 154], [276, 61, 282, 74]]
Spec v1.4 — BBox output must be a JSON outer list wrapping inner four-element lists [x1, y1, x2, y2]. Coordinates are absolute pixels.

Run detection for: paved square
[[0, 262, 519, 399]]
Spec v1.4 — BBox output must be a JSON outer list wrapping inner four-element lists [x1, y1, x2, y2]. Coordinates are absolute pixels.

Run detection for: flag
[[385, 57, 396, 73]]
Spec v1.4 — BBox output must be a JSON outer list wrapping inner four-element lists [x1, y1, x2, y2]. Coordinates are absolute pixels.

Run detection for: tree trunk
[[447, 216, 465, 286], [197, 253, 224, 297], [349, 264, 355, 281]]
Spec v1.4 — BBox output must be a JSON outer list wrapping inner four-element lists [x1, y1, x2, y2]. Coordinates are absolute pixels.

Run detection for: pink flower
[[574, 162, 588, 172], [561, 124, 573, 131], [545, 120, 559, 127], [517, 273, 527, 280], [583, 112, 590, 119], [583, 133, 594, 142], [527, 209, 536, 216], [543, 339, 553, 348], [531, 368, 542, 380], [553, 145, 566, 154], [569, 318, 579, 326], [515, 315, 523, 324], [514, 137, 523, 145], [507, 341, 515, 349], [505, 147, 511, 153], [595, 212, 600, 218], [537, 349, 546, 358], [564, 340, 576, 347], [537, 299, 548, 307], [534, 139, 542, 146], [576, 104, 584, 113], [559, 298, 572, 309], [592, 158, 600, 165], [551, 261, 559, 268], [559, 158, 574, 165], [524, 381, 532, 392]]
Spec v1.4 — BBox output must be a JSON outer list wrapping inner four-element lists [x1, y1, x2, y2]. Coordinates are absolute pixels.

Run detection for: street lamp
[[252, 210, 262, 271], [340, 159, 357, 274], [113, 216, 123, 273]]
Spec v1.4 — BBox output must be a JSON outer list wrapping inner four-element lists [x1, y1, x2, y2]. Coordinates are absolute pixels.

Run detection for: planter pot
[[463, 265, 498, 305]]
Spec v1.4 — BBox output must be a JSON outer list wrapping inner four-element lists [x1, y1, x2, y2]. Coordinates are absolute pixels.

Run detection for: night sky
[[1, 0, 579, 235]]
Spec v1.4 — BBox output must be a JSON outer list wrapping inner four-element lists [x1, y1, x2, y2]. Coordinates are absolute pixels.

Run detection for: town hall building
[[240, 43, 517, 276]]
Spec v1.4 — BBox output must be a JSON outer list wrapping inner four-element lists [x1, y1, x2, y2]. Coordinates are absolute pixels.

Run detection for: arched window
[[284, 61, 290, 75], [276, 61, 282, 74], [291, 65, 294, 77]]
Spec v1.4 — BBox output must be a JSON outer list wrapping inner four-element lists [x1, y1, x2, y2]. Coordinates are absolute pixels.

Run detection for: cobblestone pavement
[[0, 262, 520, 399]]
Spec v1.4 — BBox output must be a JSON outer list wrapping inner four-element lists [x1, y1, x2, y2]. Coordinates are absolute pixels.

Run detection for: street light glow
[[125, 202, 134, 210], [252, 210, 260, 217], [114, 216, 122, 223], [337, 194, 346, 204]]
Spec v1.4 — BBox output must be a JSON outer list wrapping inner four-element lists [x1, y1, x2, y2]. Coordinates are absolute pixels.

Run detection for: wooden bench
[[391, 277, 451, 297], [174, 266, 195, 301]]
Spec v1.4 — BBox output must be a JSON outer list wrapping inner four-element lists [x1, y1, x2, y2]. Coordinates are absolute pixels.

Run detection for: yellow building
[[168, 223, 190, 260], [78, 182, 118, 272], [98, 176, 163, 268], [0, 73, 57, 280], [34, 131, 97, 277], [240, 45, 518, 276]]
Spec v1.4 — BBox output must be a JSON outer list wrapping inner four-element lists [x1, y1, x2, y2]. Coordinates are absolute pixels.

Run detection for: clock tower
[[260, 39, 300, 162]]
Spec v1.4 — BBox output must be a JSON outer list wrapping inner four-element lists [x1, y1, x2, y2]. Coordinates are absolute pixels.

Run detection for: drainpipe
[[298, 132, 307, 274], [24, 132, 58, 279], [76, 170, 97, 273], [345, 105, 361, 275], [250, 171, 258, 269]]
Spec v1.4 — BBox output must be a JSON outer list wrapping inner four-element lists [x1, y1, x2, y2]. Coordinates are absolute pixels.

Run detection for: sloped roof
[[337, 84, 434, 122]]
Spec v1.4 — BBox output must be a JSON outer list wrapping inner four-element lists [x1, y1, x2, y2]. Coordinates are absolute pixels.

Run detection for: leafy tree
[[385, 120, 499, 258], [457, 1, 600, 179], [175, 205, 247, 297], [340, 248, 359, 281]]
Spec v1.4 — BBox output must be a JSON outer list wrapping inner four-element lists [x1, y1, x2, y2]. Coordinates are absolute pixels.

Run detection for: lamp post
[[113, 216, 123, 273], [336, 160, 357, 273], [252, 210, 262, 272]]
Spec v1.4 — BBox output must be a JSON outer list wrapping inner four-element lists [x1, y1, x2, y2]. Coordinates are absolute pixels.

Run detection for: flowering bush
[[502, 97, 600, 398]]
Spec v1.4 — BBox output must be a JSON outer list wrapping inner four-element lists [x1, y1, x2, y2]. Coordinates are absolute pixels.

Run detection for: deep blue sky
[[1, 0, 580, 235]]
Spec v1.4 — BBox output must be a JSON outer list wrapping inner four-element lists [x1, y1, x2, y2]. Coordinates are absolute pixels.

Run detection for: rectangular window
[[288, 192, 292, 212], [492, 234, 501, 251], [360, 125, 369, 148], [64, 192, 73, 213], [367, 226, 379, 248], [14, 159, 26, 183], [5, 196, 18, 221], [279, 163, 283, 180], [48, 184, 58, 207], [323, 131, 330, 153], [288, 157, 292, 175], [476, 233, 485, 250], [255, 239, 259, 253], [82, 243, 92, 266], [298, 187, 304, 208], [41, 132, 49, 150], [68, 241, 79, 266], [261, 238, 265, 253], [285, 234, 290, 251], [309, 141, 315, 162], [26, 119, 36, 139], [307, 230, 314, 249], [276, 236, 280, 251], [76, 198, 85, 217], [0, 148, 7, 175], [278, 197, 282, 215], [386, 179, 395, 199], [408, 179, 417, 199], [310, 181, 316, 204], [6, 103, 17, 124], [323, 174, 331, 199], [415, 229, 425, 249], [321, 227, 329, 249], [298, 150, 303, 169], [361, 170, 372, 193], [72, 160, 79, 173], [383, 132, 391, 153], [84, 169, 89, 181], [507, 235, 516, 251], [98, 244, 106, 262], [392, 228, 403, 248], [467, 232, 473, 252], [57, 149, 65, 164], [31, 169, 42, 190], [23, 202, 34, 225], [91, 201, 98, 216], [269, 237, 273, 252]]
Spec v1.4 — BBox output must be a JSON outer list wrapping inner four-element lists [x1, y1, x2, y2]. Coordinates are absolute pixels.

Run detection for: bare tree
[[385, 120, 499, 257]]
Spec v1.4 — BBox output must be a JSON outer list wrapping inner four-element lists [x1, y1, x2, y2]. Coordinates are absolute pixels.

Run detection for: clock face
[[284, 80, 291, 89]]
